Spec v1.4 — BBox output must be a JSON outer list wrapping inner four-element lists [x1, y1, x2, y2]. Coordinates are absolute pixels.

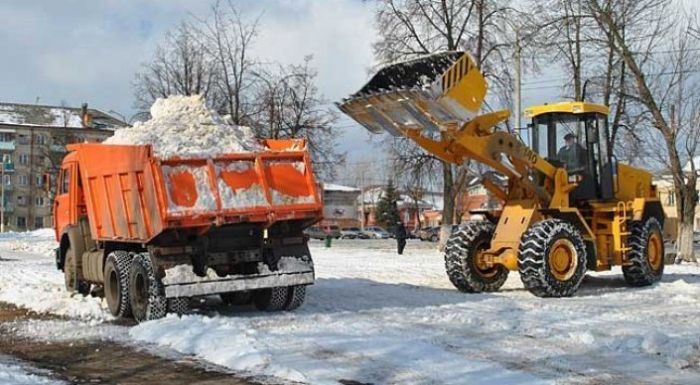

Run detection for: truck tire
[[285, 285, 306, 310], [104, 251, 132, 318], [167, 298, 189, 316], [64, 246, 90, 296], [623, 217, 664, 286], [518, 219, 587, 297], [253, 287, 289, 311], [444, 221, 508, 293], [129, 253, 167, 322], [221, 291, 253, 306]]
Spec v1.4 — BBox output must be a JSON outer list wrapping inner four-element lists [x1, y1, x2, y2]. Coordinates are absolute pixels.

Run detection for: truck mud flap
[[163, 271, 314, 298]]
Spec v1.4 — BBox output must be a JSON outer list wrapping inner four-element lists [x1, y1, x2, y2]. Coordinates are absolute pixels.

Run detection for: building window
[[35, 175, 43, 187], [36, 134, 46, 145], [17, 196, 26, 206], [3, 175, 10, 185], [666, 191, 675, 206], [0, 133, 13, 142], [17, 135, 29, 145], [35, 197, 45, 207], [34, 216, 43, 229], [16, 216, 26, 228], [18, 174, 28, 186], [18, 154, 29, 165]]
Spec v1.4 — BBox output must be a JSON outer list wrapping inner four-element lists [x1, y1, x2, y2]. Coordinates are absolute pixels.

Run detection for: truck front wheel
[[129, 253, 167, 322], [253, 287, 289, 311], [64, 246, 90, 296], [104, 251, 132, 318]]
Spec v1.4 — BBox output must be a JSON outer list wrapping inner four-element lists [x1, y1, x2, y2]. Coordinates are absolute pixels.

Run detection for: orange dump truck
[[53, 139, 322, 322]]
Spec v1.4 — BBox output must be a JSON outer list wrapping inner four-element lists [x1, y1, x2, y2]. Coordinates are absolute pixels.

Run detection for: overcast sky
[[0, 0, 562, 164]]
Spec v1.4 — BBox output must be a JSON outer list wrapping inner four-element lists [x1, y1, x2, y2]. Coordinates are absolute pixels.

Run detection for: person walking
[[395, 221, 407, 255]]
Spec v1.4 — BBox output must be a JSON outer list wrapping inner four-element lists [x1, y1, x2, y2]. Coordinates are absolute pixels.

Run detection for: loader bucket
[[337, 51, 486, 136]]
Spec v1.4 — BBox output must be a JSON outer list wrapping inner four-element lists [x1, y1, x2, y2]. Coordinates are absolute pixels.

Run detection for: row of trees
[[372, 0, 700, 260], [132, 0, 343, 179]]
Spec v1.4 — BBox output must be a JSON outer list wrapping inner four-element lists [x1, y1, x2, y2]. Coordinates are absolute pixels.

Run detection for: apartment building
[[0, 102, 126, 231]]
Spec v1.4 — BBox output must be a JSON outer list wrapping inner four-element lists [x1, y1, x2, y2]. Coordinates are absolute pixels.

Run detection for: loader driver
[[557, 133, 587, 174]]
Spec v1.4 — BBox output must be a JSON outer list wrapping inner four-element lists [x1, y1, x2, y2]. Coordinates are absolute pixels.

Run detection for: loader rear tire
[[284, 285, 306, 310], [623, 217, 664, 286], [518, 219, 587, 297], [253, 287, 289, 311], [129, 253, 167, 322], [104, 251, 132, 318], [64, 246, 90, 296], [444, 221, 508, 293]]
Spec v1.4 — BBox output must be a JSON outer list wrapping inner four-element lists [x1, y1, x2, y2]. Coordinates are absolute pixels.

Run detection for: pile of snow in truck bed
[[104, 95, 263, 158]]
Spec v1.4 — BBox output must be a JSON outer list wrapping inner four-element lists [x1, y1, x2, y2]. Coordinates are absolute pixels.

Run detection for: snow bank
[[0, 358, 64, 385], [104, 95, 263, 158]]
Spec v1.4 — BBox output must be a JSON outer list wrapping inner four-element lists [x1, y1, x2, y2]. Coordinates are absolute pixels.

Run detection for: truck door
[[53, 164, 73, 235]]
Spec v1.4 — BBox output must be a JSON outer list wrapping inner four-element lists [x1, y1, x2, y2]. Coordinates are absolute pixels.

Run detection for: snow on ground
[[0, 230, 111, 321], [1, 232, 700, 384], [0, 356, 65, 385]]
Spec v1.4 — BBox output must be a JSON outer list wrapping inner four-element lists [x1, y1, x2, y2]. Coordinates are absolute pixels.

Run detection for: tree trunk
[[439, 160, 454, 250], [676, 176, 698, 262]]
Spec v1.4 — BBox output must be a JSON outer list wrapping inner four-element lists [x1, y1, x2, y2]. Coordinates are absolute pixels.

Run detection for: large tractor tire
[[444, 221, 509, 293], [104, 251, 132, 318], [64, 246, 90, 296], [128, 253, 167, 322], [167, 298, 189, 316], [623, 217, 664, 286], [253, 287, 290, 311], [518, 219, 587, 297]]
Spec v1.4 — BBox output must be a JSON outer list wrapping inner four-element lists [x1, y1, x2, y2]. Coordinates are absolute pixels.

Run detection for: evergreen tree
[[376, 179, 401, 228]]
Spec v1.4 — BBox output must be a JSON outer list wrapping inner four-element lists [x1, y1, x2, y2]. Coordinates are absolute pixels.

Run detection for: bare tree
[[587, 0, 700, 261], [200, 0, 259, 124], [373, 0, 512, 247], [252, 57, 344, 180], [133, 21, 217, 110]]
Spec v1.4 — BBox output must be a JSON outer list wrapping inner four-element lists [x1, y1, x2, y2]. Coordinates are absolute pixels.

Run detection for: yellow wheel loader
[[338, 51, 665, 297]]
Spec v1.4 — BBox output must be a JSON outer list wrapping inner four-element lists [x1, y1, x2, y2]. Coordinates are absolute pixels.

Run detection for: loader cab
[[525, 102, 615, 202]]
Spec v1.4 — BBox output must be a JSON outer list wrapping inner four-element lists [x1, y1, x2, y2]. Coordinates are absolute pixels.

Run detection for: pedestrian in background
[[395, 221, 407, 255]]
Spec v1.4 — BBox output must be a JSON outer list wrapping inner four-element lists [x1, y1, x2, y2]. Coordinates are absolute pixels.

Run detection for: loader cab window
[[531, 111, 614, 201], [60, 168, 70, 194]]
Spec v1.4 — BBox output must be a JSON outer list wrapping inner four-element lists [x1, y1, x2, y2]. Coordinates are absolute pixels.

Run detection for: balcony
[[1, 184, 13, 191], [1, 162, 14, 172], [0, 141, 15, 151], [1, 204, 14, 213]]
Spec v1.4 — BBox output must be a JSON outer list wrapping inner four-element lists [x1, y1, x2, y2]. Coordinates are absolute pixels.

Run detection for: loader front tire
[[444, 221, 508, 293], [64, 246, 90, 296], [104, 251, 132, 318], [623, 217, 664, 286], [518, 219, 587, 297], [129, 253, 167, 322]]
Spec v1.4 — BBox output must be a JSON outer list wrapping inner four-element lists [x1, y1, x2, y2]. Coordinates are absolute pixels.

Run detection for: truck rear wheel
[[104, 251, 132, 318], [518, 219, 587, 297], [129, 253, 167, 322], [167, 298, 189, 316], [623, 217, 664, 286], [444, 221, 509, 293], [285, 285, 306, 310], [253, 287, 289, 311], [64, 246, 90, 296]]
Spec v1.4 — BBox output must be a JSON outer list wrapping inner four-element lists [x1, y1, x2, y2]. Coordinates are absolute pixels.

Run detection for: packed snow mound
[[104, 95, 263, 158]]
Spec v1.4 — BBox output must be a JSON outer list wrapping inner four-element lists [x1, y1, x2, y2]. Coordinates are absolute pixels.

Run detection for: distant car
[[304, 225, 341, 240], [363, 226, 392, 239], [421, 225, 460, 242], [340, 227, 370, 239]]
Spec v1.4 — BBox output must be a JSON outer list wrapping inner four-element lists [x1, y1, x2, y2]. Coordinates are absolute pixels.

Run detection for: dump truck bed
[[68, 139, 322, 243]]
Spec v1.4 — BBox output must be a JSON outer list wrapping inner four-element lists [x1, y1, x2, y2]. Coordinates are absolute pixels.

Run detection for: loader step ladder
[[614, 201, 632, 256]]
